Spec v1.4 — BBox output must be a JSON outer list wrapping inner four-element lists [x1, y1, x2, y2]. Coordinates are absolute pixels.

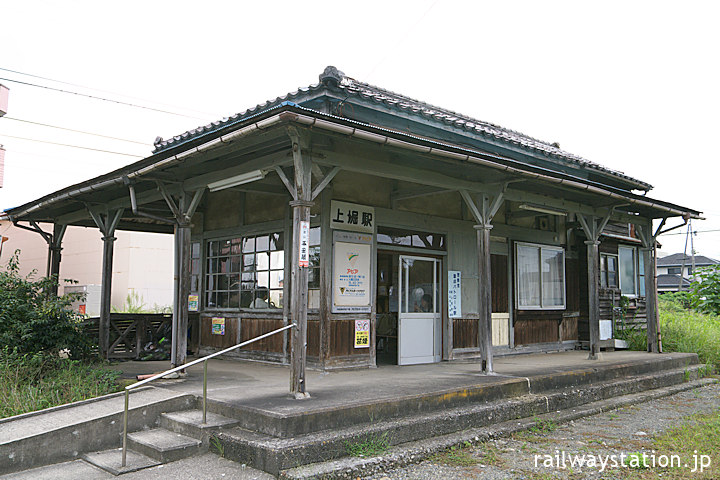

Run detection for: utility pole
[[0, 83, 8, 188]]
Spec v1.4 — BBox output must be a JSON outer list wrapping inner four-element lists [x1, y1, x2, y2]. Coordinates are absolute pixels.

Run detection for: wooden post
[[48, 223, 66, 297], [99, 233, 116, 359], [289, 129, 312, 398], [642, 245, 660, 353], [586, 240, 601, 360], [476, 224, 494, 373], [172, 215, 192, 367], [88, 209, 123, 360]]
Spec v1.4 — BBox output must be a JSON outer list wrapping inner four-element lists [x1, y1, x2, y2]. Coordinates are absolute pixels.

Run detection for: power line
[[3, 117, 151, 146], [0, 133, 143, 157], [0, 67, 223, 119], [0, 67, 222, 119], [660, 228, 720, 236], [0, 77, 209, 121]]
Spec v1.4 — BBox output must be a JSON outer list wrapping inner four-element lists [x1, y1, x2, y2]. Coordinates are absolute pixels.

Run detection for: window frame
[[203, 231, 285, 312], [600, 253, 619, 289], [514, 242, 566, 310], [618, 246, 638, 297]]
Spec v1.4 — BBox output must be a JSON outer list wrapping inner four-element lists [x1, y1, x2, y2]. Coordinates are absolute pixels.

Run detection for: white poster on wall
[[333, 241, 372, 313], [448, 270, 462, 318]]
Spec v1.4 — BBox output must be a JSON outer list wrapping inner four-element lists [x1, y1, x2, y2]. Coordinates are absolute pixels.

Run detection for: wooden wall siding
[[491, 254, 508, 313], [514, 316, 559, 345], [565, 258, 580, 313], [604, 222, 630, 237], [240, 318, 284, 353], [200, 316, 239, 349], [600, 289, 648, 332], [203, 191, 242, 231], [307, 320, 320, 357], [559, 316, 578, 341], [330, 319, 369, 356], [453, 318, 479, 349]]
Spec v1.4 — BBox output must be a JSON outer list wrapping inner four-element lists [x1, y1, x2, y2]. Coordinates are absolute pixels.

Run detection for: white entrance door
[[398, 256, 441, 365]]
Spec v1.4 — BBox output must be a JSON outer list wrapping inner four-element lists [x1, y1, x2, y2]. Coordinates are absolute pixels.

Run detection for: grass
[[430, 442, 480, 467], [344, 431, 390, 457], [620, 296, 720, 372], [622, 409, 720, 479], [0, 351, 122, 418], [658, 296, 720, 371]]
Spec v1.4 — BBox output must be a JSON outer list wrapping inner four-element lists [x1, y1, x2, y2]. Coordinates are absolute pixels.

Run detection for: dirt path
[[368, 382, 720, 480]]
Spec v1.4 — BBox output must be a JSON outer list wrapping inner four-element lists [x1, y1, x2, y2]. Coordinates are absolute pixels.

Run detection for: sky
[[0, 0, 718, 258]]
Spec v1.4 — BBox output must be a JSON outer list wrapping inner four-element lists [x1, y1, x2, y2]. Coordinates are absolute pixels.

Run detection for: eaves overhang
[[4, 103, 701, 226]]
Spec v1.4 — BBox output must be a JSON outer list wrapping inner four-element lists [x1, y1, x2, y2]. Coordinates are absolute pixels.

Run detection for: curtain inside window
[[541, 248, 564, 307], [517, 245, 540, 307], [619, 247, 637, 295]]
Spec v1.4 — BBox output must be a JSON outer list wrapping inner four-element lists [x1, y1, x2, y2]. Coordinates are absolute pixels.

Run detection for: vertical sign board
[[211, 317, 225, 335], [298, 220, 310, 267], [448, 270, 462, 318], [354, 319, 370, 348], [332, 230, 373, 313]]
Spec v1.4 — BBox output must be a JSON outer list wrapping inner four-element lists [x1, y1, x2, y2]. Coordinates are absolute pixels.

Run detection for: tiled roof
[[657, 253, 719, 266], [657, 274, 691, 288], [153, 66, 652, 190]]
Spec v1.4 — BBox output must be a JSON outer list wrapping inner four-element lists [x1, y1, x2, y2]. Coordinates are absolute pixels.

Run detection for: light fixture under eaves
[[207, 170, 266, 192], [518, 203, 568, 216]]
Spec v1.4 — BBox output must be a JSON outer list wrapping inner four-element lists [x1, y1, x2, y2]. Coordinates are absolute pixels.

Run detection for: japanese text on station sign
[[299, 220, 310, 267], [330, 200, 375, 233]]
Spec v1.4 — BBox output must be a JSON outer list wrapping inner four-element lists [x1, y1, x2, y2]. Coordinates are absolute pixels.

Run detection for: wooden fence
[[82, 313, 172, 359]]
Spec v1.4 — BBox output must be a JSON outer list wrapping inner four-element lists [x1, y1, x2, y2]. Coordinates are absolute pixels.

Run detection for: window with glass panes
[[308, 227, 321, 308], [205, 233, 284, 310], [206, 237, 242, 309], [600, 253, 618, 288], [242, 232, 284, 309], [516, 243, 565, 309]]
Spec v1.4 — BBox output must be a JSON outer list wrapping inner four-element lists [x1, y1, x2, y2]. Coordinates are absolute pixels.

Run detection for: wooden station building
[[4, 67, 700, 396]]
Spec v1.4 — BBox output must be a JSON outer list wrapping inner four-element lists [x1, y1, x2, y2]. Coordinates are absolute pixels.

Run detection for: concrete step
[[0, 459, 112, 480], [282, 376, 719, 480], [204, 353, 699, 439], [81, 448, 160, 476], [0, 387, 196, 476], [159, 409, 239, 444], [214, 363, 708, 475], [126, 428, 202, 463]]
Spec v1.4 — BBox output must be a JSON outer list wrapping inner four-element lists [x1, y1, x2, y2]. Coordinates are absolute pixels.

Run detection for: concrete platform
[[0, 350, 702, 477], [112, 350, 699, 420]]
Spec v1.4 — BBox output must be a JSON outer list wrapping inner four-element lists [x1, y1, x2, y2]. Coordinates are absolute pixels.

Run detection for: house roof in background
[[657, 253, 719, 266], [152, 66, 652, 191], [657, 273, 691, 288]]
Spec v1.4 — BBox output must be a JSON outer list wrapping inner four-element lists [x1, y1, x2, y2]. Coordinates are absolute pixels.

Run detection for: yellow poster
[[354, 319, 370, 348]]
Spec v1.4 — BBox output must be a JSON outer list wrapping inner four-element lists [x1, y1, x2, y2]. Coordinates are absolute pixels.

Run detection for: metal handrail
[[121, 323, 296, 467]]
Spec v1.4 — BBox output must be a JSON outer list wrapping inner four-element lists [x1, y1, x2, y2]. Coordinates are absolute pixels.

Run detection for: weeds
[[0, 350, 121, 418], [344, 431, 390, 457], [209, 435, 225, 457], [430, 444, 479, 467]]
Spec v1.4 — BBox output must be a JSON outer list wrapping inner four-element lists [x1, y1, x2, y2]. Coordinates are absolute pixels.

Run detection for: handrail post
[[118, 323, 295, 465], [203, 359, 208, 424], [122, 389, 129, 467]]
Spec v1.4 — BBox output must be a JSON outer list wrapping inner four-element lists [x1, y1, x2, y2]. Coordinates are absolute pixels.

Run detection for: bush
[[688, 265, 720, 315], [0, 250, 93, 358]]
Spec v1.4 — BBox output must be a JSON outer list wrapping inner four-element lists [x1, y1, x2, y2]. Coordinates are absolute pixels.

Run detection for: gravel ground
[[367, 382, 720, 480]]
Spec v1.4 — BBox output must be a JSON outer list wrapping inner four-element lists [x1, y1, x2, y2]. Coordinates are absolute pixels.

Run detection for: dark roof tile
[[152, 66, 651, 190]]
